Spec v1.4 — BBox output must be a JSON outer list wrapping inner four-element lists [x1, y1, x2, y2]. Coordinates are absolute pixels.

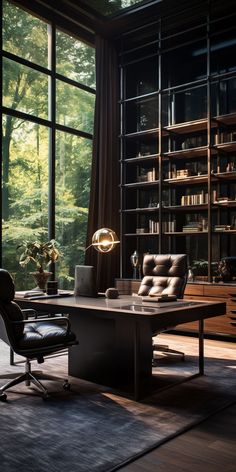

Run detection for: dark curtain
[[85, 35, 120, 292]]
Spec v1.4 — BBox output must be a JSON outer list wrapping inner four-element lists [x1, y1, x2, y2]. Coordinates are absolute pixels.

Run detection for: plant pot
[[30, 271, 52, 291]]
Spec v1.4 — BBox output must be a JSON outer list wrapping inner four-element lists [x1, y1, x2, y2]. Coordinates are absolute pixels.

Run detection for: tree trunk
[[2, 114, 13, 220]]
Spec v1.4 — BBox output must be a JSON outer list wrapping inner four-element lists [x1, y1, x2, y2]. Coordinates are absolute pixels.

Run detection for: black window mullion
[[0, 0, 3, 267], [48, 23, 56, 245]]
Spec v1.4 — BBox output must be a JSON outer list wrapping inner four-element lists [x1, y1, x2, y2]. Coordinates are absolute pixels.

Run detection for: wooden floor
[[119, 334, 236, 472]]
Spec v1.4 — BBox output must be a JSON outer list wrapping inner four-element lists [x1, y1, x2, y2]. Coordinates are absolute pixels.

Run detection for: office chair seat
[[0, 269, 78, 401]]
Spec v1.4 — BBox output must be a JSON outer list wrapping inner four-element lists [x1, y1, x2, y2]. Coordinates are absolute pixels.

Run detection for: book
[[142, 295, 177, 303]]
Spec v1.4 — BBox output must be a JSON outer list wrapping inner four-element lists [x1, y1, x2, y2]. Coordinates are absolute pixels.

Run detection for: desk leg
[[134, 321, 140, 401], [10, 348, 14, 366], [199, 319, 204, 375]]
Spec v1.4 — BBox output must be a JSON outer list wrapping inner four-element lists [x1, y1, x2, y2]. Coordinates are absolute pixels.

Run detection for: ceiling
[[77, 0, 162, 18], [13, 0, 167, 41], [13, 0, 231, 43]]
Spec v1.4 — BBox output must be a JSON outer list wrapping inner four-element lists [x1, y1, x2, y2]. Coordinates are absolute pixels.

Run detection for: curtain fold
[[85, 35, 120, 292]]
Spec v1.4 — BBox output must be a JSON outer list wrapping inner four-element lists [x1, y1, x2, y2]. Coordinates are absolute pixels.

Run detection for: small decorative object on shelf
[[187, 267, 194, 282], [130, 250, 141, 279], [218, 257, 236, 282]]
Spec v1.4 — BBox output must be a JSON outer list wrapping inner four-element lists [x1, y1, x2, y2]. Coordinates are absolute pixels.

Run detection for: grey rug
[[0, 339, 235, 472]]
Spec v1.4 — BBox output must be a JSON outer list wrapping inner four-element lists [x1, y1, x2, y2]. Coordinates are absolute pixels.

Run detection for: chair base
[[152, 343, 185, 366], [0, 358, 70, 401]]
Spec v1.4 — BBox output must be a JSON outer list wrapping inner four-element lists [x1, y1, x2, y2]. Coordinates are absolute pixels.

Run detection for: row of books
[[181, 192, 208, 206], [137, 168, 157, 182], [162, 221, 176, 232], [148, 220, 159, 233]]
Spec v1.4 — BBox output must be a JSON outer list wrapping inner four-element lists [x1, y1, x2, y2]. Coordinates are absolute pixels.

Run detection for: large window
[[1, 0, 95, 289]]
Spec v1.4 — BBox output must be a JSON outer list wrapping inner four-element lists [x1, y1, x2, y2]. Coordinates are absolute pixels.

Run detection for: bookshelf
[[118, 1, 236, 286]]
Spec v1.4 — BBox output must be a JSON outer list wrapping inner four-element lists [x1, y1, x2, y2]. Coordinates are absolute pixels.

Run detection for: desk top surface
[[15, 293, 226, 322]]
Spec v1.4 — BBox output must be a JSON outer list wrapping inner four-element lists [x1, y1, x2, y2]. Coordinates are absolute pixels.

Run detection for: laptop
[[74, 265, 98, 297]]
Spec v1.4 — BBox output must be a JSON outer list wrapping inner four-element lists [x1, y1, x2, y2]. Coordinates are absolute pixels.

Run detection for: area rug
[[0, 339, 235, 472]]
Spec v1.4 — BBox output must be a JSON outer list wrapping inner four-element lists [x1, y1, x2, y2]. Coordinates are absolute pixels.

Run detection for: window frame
[[0, 0, 96, 276]]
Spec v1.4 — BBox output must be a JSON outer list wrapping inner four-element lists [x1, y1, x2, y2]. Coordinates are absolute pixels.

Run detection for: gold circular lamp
[[91, 228, 119, 253]]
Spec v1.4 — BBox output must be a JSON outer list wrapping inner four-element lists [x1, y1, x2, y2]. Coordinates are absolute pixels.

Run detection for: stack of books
[[214, 225, 230, 232], [176, 169, 189, 178], [182, 222, 202, 232]]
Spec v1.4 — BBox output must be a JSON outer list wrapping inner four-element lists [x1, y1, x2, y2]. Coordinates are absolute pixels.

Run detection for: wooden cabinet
[[118, 2, 236, 282], [115, 278, 236, 338], [183, 283, 236, 337]]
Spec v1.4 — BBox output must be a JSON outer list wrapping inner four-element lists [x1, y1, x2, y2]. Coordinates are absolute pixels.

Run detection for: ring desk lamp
[[86, 228, 120, 253], [75, 228, 120, 297]]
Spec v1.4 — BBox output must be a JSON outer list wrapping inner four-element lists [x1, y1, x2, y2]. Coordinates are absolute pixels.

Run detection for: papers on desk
[[15, 290, 73, 299], [15, 290, 43, 298]]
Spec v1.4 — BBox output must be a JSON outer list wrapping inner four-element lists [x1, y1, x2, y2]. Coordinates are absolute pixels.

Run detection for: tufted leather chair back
[[0, 269, 24, 345], [138, 254, 188, 298]]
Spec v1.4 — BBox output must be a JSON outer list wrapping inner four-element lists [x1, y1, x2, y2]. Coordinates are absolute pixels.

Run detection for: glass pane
[[55, 131, 92, 288], [162, 40, 207, 89], [125, 96, 158, 133], [2, 116, 49, 289], [56, 80, 95, 133], [211, 30, 236, 75], [3, 0, 49, 68], [163, 85, 207, 125], [56, 30, 95, 88], [124, 134, 158, 159], [125, 57, 158, 99], [212, 77, 236, 116], [3, 57, 49, 120]]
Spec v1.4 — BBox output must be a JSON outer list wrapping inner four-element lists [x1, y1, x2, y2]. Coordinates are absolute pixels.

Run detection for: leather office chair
[[138, 254, 188, 361], [0, 269, 77, 401]]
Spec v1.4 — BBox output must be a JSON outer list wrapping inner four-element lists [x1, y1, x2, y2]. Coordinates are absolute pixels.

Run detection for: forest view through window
[[1, 0, 95, 289]]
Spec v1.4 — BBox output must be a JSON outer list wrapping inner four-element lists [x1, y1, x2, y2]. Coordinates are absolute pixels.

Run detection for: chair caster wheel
[[63, 381, 71, 391], [0, 393, 7, 402], [42, 392, 50, 400]]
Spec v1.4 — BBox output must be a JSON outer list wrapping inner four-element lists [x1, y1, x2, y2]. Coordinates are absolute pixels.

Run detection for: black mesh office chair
[[0, 269, 78, 401], [138, 254, 188, 361]]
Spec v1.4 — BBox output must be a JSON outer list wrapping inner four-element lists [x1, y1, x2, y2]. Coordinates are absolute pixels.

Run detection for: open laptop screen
[[74, 265, 98, 297]]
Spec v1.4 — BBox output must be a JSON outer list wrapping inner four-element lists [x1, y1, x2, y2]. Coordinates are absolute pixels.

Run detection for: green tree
[[2, 0, 95, 288]]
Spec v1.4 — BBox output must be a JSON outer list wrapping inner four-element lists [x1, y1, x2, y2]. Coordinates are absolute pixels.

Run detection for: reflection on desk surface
[[120, 301, 197, 313]]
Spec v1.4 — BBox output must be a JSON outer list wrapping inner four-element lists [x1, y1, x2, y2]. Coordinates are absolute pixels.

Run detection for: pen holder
[[46, 280, 58, 295]]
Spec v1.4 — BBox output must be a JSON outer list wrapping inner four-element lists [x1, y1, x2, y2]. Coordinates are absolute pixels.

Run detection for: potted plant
[[191, 259, 218, 281], [18, 239, 62, 290]]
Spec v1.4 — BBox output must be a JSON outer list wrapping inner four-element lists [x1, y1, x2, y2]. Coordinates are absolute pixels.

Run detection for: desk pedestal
[[69, 309, 153, 399]]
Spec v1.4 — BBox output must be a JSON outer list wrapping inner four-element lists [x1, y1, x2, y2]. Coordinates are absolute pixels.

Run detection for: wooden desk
[[15, 295, 226, 400]]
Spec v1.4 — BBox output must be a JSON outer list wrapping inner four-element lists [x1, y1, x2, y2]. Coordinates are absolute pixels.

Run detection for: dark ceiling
[[78, 0, 157, 18], [13, 0, 233, 43]]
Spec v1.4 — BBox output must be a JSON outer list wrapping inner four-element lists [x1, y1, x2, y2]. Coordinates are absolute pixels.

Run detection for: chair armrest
[[12, 316, 72, 334], [22, 309, 38, 319]]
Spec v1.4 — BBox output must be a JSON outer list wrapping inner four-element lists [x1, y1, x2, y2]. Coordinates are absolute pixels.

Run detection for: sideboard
[[115, 278, 236, 338]]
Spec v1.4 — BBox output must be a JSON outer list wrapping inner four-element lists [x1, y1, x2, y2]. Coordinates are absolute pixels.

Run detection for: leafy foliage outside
[[2, 1, 95, 289]]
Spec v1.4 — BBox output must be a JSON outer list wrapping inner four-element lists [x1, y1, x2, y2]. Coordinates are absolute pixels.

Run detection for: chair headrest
[[142, 254, 188, 277], [0, 269, 15, 302]]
